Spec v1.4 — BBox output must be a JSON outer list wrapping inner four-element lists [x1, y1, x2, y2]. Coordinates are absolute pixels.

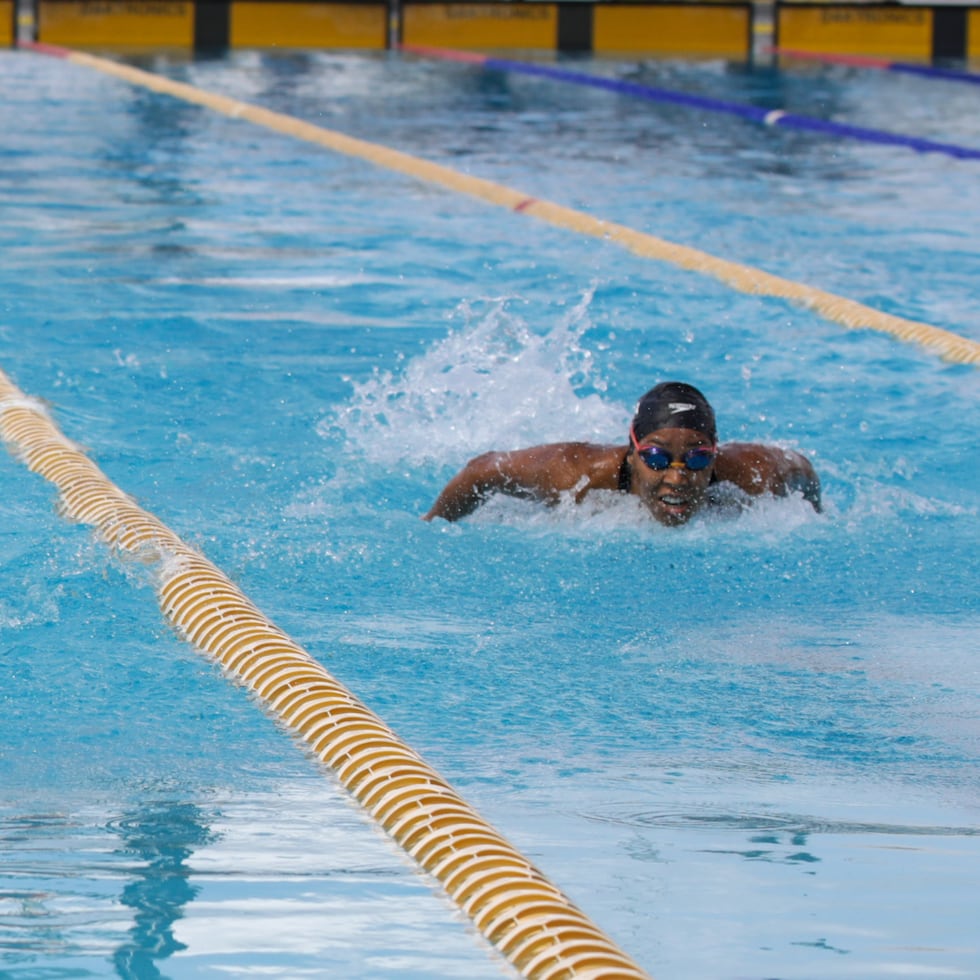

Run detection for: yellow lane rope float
[[0, 367, 651, 980], [24, 43, 980, 368]]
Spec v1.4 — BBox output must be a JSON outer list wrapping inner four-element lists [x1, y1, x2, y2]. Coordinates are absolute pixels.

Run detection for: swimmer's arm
[[423, 443, 622, 522], [715, 443, 822, 513]]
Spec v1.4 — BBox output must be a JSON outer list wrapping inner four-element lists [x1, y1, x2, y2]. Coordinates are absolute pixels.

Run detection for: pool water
[[1, 48, 978, 979]]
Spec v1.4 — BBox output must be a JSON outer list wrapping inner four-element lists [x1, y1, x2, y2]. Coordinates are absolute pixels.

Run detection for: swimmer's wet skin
[[425, 382, 821, 525]]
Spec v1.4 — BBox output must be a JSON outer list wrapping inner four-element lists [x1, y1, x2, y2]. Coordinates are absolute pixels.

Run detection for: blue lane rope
[[481, 56, 980, 160], [890, 62, 980, 86], [761, 107, 980, 158], [401, 46, 980, 161]]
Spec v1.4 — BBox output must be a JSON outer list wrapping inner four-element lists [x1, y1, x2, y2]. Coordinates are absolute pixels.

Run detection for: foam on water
[[325, 287, 624, 467]]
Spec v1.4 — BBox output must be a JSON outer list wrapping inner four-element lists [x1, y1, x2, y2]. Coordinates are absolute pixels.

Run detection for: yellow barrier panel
[[40, 46, 978, 366], [38, 0, 194, 49], [593, 4, 750, 58], [229, 2, 387, 50], [775, 5, 932, 60], [970, 9, 980, 59], [1, 0, 14, 46], [0, 369, 652, 980], [401, 3, 558, 51]]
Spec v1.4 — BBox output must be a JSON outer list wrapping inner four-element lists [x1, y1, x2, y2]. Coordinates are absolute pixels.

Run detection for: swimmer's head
[[631, 382, 717, 443]]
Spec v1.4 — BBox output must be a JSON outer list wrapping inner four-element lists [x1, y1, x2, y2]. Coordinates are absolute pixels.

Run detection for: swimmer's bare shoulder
[[423, 442, 625, 522], [716, 442, 821, 511]]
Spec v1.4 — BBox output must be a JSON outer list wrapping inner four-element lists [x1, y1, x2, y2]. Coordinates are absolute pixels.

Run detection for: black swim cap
[[631, 382, 717, 442]]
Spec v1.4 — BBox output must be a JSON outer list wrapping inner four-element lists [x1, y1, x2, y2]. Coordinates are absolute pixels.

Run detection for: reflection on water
[[111, 802, 215, 979], [0, 802, 214, 976], [0, 786, 510, 979]]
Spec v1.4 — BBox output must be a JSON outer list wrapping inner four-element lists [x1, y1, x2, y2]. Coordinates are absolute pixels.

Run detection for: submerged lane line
[[400, 43, 980, 161], [22, 42, 980, 366], [0, 369, 652, 980]]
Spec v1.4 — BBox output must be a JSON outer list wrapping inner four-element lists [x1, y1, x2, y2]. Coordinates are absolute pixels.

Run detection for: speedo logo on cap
[[668, 402, 696, 414]]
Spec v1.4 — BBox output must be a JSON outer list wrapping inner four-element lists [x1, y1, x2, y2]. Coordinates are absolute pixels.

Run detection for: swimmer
[[424, 381, 821, 525]]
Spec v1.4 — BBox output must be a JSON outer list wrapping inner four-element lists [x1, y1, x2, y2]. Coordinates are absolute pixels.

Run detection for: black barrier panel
[[558, 1, 592, 51], [195, 0, 230, 49], [933, 5, 967, 59]]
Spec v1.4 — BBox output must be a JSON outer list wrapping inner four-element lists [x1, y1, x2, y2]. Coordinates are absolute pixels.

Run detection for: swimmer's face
[[629, 427, 716, 526]]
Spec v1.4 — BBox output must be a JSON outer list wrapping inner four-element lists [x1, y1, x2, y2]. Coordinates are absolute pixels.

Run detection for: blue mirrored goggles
[[630, 426, 717, 472]]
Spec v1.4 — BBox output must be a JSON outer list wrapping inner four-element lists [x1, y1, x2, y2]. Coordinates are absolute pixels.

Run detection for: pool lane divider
[[20, 40, 980, 370], [0, 369, 651, 980], [771, 46, 980, 87], [399, 43, 980, 161]]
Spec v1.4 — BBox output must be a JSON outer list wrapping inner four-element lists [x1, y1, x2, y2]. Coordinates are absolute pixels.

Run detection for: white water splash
[[322, 289, 628, 467]]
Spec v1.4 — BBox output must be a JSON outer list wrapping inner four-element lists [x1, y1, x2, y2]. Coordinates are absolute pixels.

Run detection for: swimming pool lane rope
[[21, 42, 980, 367], [400, 43, 980, 161], [0, 368, 651, 980]]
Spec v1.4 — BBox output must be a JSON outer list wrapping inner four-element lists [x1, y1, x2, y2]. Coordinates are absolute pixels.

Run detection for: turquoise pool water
[[1, 48, 978, 978]]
